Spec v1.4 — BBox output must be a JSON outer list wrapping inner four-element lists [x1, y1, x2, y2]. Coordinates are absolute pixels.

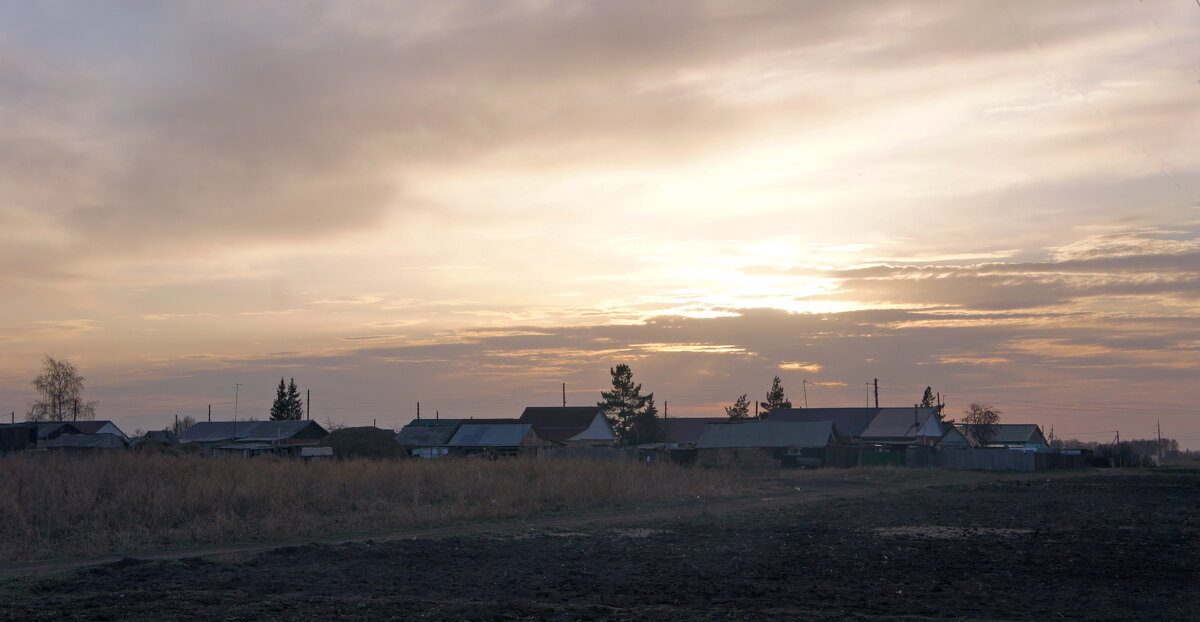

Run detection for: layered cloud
[[1, 2, 1197, 442]]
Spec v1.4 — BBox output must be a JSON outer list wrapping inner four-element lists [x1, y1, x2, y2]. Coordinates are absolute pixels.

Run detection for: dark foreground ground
[[2, 469, 1197, 621]]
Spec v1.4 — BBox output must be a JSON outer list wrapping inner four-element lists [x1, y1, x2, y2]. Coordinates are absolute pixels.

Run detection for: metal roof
[[447, 423, 535, 447], [860, 408, 939, 439], [696, 421, 839, 449], [179, 420, 327, 443], [957, 423, 1045, 444], [519, 407, 608, 443], [396, 421, 461, 446], [44, 433, 128, 449], [662, 418, 728, 444], [70, 420, 129, 439], [768, 408, 880, 437]]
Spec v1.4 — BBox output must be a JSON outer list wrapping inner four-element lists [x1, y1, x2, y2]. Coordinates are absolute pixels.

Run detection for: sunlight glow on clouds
[[1, 1, 1198, 443]]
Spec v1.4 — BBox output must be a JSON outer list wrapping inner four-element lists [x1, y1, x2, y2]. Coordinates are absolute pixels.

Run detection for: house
[[695, 420, 846, 468], [858, 407, 943, 448], [446, 423, 556, 457], [396, 419, 464, 458], [44, 433, 129, 450], [68, 420, 131, 443], [518, 407, 616, 447], [179, 420, 328, 456], [956, 423, 1048, 449], [134, 429, 180, 447]]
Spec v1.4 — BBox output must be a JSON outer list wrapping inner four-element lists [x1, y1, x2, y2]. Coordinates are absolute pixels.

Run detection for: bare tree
[[962, 402, 1002, 445], [27, 356, 98, 422]]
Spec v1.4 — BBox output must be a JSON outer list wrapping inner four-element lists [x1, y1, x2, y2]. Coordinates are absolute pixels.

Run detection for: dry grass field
[[0, 452, 746, 562]]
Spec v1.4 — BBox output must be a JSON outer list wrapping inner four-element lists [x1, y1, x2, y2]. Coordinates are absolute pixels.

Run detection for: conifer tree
[[286, 378, 304, 420], [762, 375, 791, 414], [920, 386, 936, 408], [597, 364, 660, 445], [725, 394, 751, 420], [270, 378, 290, 420]]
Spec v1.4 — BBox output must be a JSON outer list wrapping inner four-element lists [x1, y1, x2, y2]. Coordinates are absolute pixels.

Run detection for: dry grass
[[0, 453, 745, 562]]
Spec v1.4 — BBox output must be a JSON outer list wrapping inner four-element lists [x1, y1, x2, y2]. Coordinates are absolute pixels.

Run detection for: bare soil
[[2, 469, 1196, 621]]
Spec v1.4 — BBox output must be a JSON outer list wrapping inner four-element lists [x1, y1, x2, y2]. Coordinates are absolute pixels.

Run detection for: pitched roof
[[448, 423, 538, 447], [662, 418, 729, 445], [957, 423, 1045, 444], [861, 408, 939, 439], [70, 420, 129, 439], [696, 420, 839, 449], [768, 408, 880, 437], [179, 420, 327, 443], [44, 433, 128, 449], [519, 407, 609, 442], [396, 420, 462, 446]]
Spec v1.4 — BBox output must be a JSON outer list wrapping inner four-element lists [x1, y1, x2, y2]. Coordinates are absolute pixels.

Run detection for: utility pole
[[562, 382, 566, 407], [307, 389, 311, 421], [1157, 420, 1162, 459], [873, 378, 879, 409], [10, 411, 14, 424], [801, 380, 809, 408], [417, 401, 420, 420], [234, 383, 242, 420], [208, 404, 211, 423], [664, 400, 669, 418], [865, 383, 871, 408]]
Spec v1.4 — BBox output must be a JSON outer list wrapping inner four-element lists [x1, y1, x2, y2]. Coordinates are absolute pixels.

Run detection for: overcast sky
[[2, 1, 1197, 445]]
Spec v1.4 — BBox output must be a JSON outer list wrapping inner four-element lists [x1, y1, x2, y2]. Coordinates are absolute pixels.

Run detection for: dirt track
[[2, 469, 1197, 620]]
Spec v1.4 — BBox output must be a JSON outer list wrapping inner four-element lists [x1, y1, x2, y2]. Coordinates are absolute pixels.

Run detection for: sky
[[1, 1, 1198, 445]]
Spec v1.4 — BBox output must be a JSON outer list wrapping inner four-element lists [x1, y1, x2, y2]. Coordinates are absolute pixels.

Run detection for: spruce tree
[[920, 386, 936, 408], [269, 378, 289, 420], [286, 378, 304, 420], [597, 364, 659, 445], [725, 394, 751, 420], [762, 375, 791, 414]]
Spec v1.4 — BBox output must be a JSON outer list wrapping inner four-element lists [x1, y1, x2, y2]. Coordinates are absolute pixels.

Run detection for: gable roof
[[663, 418, 729, 445], [768, 408, 880, 437], [696, 420, 840, 449], [957, 423, 1045, 445], [396, 420, 463, 446], [70, 420, 129, 439], [179, 420, 327, 443], [519, 407, 611, 442], [448, 423, 540, 447], [860, 408, 940, 439]]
